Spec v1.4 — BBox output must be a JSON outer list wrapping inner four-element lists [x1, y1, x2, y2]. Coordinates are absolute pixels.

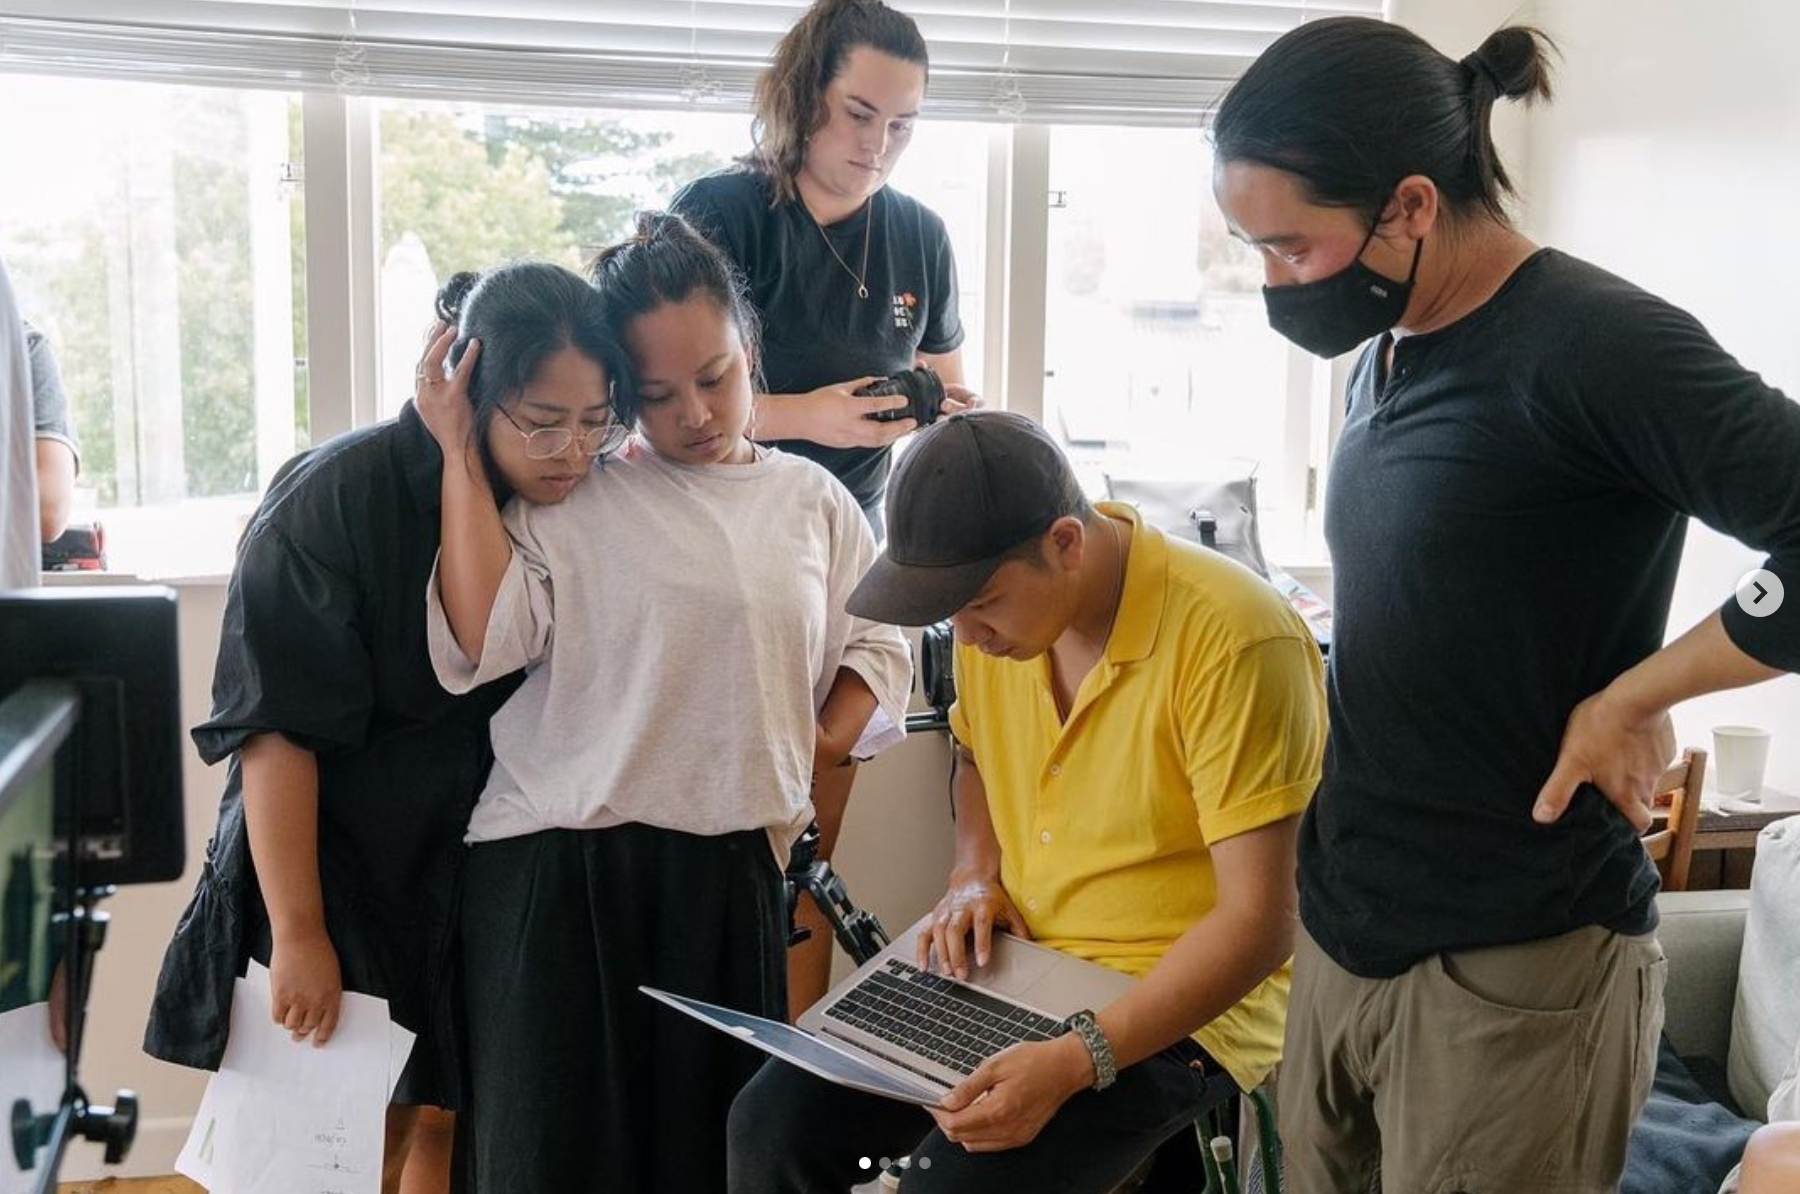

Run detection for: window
[[0, 77, 995, 578], [1043, 125, 1329, 561], [0, 75, 307, 576], [6, 5, 1373, 579], [8, 94, 1331, 572], [2, 83, 1329, 575], [885, 122, 994, 392], [372, 100, 747, 419]]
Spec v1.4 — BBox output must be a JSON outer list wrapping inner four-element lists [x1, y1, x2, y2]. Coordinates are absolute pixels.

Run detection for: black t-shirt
[[671, 168, 965, 516], [1304, 248, 1800, 978], [145, 404, 520, 1081]]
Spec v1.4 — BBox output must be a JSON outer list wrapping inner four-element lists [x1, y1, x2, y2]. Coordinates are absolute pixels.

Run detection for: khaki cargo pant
[[1279, 924, 1667, 1194]]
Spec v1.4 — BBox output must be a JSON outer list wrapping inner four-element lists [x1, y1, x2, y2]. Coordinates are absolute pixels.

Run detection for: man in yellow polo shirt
[[726, 411, 1326, 1193]]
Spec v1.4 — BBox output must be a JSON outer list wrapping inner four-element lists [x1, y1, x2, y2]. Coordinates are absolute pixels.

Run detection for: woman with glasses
[[423, 212, 912, 1193], [145, 260, 625, 1194]]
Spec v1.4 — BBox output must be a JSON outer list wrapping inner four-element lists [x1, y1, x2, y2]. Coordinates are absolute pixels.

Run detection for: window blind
[[0, 0, 1386, 125]]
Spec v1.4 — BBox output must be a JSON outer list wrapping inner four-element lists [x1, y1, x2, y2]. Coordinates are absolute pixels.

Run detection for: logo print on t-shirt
[[892, 291, 917, 331]]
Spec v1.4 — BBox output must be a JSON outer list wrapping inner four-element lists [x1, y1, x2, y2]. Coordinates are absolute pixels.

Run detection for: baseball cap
[[847, 411, 1086, 626]]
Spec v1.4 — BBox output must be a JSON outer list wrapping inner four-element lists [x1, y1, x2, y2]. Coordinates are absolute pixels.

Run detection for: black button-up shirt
[[145, 404, 520, 1088]]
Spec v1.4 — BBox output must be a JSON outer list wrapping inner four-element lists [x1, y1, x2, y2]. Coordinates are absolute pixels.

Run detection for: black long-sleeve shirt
[[1302, 248, 1800, 978]]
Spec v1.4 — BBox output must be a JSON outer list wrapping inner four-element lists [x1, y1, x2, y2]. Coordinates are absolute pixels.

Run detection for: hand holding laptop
[[928, 1030, 1095, 1153]]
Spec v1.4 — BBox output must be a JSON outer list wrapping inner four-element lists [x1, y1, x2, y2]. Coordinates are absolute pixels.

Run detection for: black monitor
[[0, 588, 184, 887], [0, 681, 74, 1012], [0, 680, 77, 1190], [0, 591, 168, 1188]]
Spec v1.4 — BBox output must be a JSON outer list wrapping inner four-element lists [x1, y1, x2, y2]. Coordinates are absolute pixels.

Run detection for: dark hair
[[998, 498, 1101, 572], [1212, 17, 1555, 226], [749, 0, 929, 205], [433, 260, 623, 492], [585, 211, 763, 398]]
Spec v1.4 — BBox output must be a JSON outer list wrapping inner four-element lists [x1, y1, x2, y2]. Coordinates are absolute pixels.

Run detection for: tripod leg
[[798, 866, 890, 968], [788, 764, 856, 1016]]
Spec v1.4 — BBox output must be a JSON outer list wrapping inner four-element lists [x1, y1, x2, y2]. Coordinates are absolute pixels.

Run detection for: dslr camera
[[859, 366, 946, 426]]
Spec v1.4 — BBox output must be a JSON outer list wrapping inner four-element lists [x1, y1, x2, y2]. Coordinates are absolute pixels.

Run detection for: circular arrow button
[[1735, 569, 1785, 618]]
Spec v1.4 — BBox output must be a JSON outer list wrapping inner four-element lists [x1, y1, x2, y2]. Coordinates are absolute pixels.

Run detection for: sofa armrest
[[1657, 889, 1750, 1068]]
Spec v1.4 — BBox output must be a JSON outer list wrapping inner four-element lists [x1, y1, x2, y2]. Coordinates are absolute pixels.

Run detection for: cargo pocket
[[1415, 949, 1598, 1188], [1629, 942, 1669, 1116]]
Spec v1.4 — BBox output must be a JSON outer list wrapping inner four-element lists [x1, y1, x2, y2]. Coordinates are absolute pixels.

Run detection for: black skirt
[[456, 822, 788, 1194]]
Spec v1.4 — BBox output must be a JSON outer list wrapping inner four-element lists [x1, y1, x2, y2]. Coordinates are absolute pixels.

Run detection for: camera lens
[[859, 368, 945, 425]]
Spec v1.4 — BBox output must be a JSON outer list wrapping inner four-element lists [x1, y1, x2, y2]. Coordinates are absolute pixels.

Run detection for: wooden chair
[[1642, 748, 1707, 892]]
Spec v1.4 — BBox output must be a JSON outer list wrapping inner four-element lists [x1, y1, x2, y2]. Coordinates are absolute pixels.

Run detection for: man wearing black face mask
[[1209, 19, 1800, 1194], [1261, 211, 1423, 359]]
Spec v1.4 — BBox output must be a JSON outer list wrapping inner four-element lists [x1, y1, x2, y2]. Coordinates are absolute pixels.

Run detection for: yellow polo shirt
[[947, 503, 1326, 1091]]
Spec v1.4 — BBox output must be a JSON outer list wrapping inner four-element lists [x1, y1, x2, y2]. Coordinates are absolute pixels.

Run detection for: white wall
[[1522, 0, 1800, 791], [1386, 0, 1534, 203]]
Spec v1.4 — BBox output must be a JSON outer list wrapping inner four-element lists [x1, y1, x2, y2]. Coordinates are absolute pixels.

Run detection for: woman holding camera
[[671, 0, 973, 1014]]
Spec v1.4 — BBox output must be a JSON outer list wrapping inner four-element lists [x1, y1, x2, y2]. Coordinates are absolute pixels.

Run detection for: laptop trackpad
[[967, 937, 1057, 996], [1018, 955, 1136, 1017]]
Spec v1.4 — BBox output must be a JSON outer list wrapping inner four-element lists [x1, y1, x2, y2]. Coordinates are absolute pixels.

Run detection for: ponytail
[[1213, 17, 1558, 225]]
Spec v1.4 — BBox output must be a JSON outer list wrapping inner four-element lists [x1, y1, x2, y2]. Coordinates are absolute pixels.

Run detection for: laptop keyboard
[[822, 959, 1066, 1077]]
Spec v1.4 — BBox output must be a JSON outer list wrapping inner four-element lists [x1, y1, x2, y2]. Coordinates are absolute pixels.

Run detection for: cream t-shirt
[[430, 442, 912, 867]]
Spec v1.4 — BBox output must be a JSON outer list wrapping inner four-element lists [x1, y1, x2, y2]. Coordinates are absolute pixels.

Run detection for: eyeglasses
[[497, 406, 629, 460]]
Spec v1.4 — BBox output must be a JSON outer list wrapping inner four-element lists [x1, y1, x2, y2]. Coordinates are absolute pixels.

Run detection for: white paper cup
[[1713, 725, 1772, 801]]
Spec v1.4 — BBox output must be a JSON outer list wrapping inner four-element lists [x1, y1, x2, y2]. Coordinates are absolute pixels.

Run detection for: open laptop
[[641, 914, 1134, 1106]]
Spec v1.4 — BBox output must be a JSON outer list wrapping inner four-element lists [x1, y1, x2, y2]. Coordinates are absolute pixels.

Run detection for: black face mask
[[1262, 218, 1423, 359]]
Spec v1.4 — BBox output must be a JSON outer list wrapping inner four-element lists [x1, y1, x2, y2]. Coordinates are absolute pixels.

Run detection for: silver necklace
[[811, 193, 876, 300], [1101, 516, 1127, 644], [1052, 516, 1128, 721]]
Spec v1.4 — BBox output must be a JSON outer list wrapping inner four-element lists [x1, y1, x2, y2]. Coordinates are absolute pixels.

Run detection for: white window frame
[[300, 92, 382, 443]]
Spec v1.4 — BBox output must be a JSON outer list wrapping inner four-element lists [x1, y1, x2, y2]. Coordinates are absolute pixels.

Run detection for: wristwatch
[[1062, 1009, 1118, 1091]]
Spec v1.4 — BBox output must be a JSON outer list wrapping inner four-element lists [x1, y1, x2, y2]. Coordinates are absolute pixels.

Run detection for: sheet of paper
[[174, 1066, 224, 1187], [0, 1002, 65, 1194], [175, 963, 405, 1194], [237, 963, 413, 1099], [387, 1019, 416, 1102]]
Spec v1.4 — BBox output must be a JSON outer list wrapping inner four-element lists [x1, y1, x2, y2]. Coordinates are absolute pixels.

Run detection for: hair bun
[[435, 270, 482, 324], [1467, 26, 1555, 104], [586, 210, 720, 283], [632, 210, 684, 244]]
